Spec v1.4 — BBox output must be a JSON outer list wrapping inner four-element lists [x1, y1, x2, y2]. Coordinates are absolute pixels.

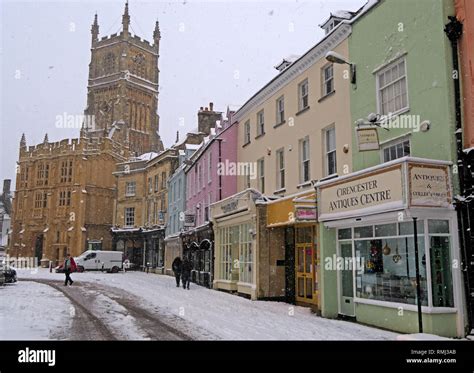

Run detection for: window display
[[339, 220, 454, 308], [355, 236, 427, 306]]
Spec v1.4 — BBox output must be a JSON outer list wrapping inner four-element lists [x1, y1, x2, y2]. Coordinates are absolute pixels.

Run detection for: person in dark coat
[[181, 256, 193, 290], [172, 256, 183, 287], [63, 253, 76, 286]]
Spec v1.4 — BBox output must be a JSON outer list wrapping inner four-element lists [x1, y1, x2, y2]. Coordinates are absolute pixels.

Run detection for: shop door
[[339, 242, 355, 316], [295, 227, 316, 304]]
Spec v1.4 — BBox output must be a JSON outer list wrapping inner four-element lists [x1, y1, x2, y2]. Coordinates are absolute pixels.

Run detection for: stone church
[[9, 3, 164, 265]]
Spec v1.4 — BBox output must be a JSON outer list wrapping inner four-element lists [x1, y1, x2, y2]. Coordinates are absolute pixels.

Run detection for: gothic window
[[131, 53, 146, 78], [36, 163, 50, 186], [60, 160, 73, 183], [103, 52, 116, 75]]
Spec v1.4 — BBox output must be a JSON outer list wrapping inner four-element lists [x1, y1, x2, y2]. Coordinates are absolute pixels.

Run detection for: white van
[[75, 250, 123, 273]]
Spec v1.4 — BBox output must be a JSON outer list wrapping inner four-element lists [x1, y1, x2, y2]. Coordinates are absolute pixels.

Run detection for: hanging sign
[[356, 126, 380, 151]]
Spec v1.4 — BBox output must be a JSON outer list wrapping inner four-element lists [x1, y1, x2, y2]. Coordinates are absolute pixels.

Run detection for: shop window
[[239, 223, 253, 284], [354, 226, 373, 238], [356, 237, 428, 306], [430, 236, 454, 307], [219, 227, 233, 281], [399, 220, 424, 235], [375, 223, 397, 237], [338, 228, 352, 240], [428, 220, 449, 234]]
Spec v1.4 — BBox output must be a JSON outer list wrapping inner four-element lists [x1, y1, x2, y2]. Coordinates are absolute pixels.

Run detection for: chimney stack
[[197, 102, 222, 136]]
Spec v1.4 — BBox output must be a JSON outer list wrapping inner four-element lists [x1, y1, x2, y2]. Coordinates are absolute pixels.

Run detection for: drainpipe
[[217, 139, 223, 200], [444, 16, 472, 331]]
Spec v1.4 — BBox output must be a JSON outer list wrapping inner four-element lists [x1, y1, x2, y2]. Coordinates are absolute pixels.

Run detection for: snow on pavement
[[0, 281, 73, 340], [20, 269, 399, 340]]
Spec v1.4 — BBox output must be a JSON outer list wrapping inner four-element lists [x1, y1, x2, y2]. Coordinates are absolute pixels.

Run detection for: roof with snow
[[136, 152, 158, 161]]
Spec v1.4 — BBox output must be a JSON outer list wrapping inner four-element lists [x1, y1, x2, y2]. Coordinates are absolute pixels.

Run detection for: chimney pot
[[209, 102, 214, 111], [205, 107, 208, 111]]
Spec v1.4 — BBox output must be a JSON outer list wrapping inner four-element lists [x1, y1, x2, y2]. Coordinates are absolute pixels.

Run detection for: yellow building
[[9, 135, 127, 266], [112, 149, 178, 271]]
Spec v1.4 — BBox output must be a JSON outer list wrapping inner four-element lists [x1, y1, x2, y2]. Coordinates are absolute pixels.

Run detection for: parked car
[[4, 266, 17, 283], [0, 264, 5, 286]]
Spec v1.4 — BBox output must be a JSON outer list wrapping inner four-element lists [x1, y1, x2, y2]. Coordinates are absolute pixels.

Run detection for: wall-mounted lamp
[[325, 51, 356, 85]]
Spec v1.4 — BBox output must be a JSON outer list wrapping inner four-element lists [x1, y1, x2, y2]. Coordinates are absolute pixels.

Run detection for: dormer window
[[326, 19, 341, 34], [319, 10, 355, 35]]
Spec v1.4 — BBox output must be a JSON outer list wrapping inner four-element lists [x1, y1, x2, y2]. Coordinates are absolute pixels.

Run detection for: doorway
[[338, 241, 355, 316], [295, 226, 317, 305], [34, 234, 43, 266]]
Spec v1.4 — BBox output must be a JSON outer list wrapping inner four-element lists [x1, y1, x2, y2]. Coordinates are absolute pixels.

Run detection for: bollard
[[49, 260, 52, 273]]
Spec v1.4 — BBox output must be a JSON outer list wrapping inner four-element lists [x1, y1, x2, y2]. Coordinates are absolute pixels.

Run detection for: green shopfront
[[317, 157, 466, 337]]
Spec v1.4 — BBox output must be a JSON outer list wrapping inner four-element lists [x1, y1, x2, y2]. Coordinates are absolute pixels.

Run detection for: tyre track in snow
[[24, 279, 191, 340], [27, 279, 117, 340]]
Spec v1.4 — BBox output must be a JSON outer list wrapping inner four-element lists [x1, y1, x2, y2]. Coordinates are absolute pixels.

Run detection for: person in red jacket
[[63, 253, 76, 286]]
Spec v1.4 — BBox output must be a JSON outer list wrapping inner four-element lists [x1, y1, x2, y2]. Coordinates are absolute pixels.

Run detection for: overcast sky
[[0, 0, 366, 186]]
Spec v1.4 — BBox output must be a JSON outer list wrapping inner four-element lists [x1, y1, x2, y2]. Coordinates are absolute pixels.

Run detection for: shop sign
[[356, 127, 380, 151], [295, 207, 317, 221], [184, 214, 195, 227], [319, 166, 403, 220], [409, 164, 451, 207], [221, 199, 238, 214]]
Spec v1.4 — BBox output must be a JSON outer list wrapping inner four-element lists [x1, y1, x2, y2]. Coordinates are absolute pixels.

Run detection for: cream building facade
[[213, 19, 356, 308]]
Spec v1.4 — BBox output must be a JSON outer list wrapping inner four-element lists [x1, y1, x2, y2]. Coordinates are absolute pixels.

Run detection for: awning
[[266, 190, 317, 227]]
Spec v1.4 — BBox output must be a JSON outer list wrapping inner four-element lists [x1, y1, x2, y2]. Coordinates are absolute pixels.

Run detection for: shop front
[[211, 189, 262, 299], [264, 190, 318, 308], [316, 157, 466, 337], [181, 223, 214, 288], [164, 234, 182, 276], [111, 227, 165, 272]]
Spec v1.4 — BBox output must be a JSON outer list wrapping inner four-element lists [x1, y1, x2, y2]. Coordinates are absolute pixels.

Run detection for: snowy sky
[[0, 0, 367, 186]]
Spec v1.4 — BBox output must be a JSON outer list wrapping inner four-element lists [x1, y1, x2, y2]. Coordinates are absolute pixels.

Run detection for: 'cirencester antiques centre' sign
[[317, 158, 452, 221]]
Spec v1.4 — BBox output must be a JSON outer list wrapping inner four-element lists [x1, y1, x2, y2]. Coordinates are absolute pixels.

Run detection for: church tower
[[84, 2, 163, 154]]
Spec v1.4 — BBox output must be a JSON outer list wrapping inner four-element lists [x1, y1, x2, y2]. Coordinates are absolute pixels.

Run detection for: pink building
[[185, 107, 237, 226], [182, 106, 238, 287]]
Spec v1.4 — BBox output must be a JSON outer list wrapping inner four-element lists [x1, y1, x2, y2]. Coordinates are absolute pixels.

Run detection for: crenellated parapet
[[19, 136, 129, 161]]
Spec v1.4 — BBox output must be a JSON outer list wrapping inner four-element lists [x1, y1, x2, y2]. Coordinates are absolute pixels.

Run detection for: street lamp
[[325, 51, 356, 85]]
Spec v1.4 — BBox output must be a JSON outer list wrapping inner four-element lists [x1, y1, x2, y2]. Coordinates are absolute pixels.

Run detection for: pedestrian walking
[[181, 256, 193, 290], [63, 253, 77, 286], [172, 256, 183, 287]]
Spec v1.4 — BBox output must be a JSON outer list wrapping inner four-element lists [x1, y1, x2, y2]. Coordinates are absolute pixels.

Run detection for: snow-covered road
[[5, 269, 400, 340]]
